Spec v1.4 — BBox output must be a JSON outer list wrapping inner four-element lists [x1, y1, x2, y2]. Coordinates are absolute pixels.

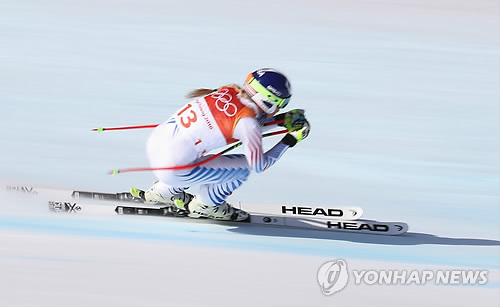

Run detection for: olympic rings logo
[[211, 89, 238, 117]]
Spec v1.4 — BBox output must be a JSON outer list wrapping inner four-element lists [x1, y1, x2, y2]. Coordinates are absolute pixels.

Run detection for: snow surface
[[0, 0, 499, 306]]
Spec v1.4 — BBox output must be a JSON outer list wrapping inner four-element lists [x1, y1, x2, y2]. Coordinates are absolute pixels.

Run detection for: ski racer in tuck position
[[131, 68, 311, 221]]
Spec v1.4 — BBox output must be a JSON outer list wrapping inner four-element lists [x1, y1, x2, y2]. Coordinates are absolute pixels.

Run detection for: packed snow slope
[[0, 0, 499, 306]]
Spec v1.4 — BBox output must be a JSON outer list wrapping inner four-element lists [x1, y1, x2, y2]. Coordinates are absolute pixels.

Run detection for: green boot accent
[[174, 199, 185, 210], [130, 188, 145, 200]]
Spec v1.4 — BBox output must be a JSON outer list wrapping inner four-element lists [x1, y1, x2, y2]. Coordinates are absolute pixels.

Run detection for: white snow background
[[0, 0, 499, 306]]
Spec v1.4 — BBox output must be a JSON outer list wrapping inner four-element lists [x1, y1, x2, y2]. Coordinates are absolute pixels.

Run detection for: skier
[[131, 68, 310, 221]]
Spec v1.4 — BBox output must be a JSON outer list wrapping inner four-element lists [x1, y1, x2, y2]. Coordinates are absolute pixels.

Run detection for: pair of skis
[[5, 184, 409, 235]]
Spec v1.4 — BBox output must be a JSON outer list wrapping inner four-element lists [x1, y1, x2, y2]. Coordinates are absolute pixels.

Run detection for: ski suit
[[147, 86, 290, 206]]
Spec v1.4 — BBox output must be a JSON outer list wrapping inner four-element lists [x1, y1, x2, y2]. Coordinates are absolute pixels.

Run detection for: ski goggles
[[245, 75, 291, 109]]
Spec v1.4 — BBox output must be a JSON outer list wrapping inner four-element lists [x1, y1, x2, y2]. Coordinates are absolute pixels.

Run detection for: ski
[[250, 215, 408, 235], [47, 200, 408, 236], [71, 190, 139, 203], [251, 204, 363, 220], [5, 184, 363, 221], [70, 190, 364, 220], [48, 200, 188, 217]]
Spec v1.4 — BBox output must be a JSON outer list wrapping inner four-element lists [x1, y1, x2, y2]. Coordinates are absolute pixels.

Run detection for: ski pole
[[92, 124, 158, 132], [109, 129, 288, 175], [93, 119, 284, 132]]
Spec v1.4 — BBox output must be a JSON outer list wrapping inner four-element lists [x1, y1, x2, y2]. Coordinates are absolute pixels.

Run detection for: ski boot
[[187, 195, 249, 222], [130, 185, 194, 216], [130, 183, 194, 206]]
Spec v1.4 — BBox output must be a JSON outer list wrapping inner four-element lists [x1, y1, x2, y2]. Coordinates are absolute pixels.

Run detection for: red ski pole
[[109, 129, 288, 175], [93, 119, 284, 132], [92, 124, 159, 132]]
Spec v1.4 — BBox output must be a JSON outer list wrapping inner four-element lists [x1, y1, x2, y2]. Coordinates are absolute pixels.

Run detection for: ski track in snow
[[0, 0, 499, 306]]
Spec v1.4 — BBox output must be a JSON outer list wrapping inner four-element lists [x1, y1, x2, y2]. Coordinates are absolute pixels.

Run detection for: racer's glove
[[281, 118, 310, 148], [278, 109, 307, 132]]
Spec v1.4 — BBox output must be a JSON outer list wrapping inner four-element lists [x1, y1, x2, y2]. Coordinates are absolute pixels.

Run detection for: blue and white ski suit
[[146, 86, 290, 206]]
